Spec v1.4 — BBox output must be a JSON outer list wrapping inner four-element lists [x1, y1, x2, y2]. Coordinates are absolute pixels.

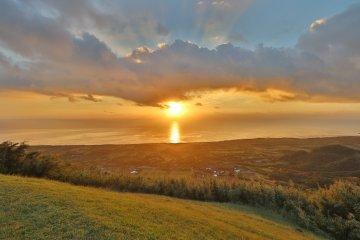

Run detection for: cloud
[[0, 52, 10, 68], [22, 0, 253, 53], [0, 1, 359, 106], [0, 0, 72, 60], [309, 18, 327, 32], [79, 94, 102, 102], [49, 92, 102, 103], [157, 42, 168, 49], [296, 3, 360, 100], [298, 4, 360, 56], [49, 93, 78, 103]]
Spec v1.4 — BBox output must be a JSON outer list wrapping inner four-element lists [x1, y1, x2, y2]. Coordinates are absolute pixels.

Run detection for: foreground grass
[[0, 174, 323, 240]]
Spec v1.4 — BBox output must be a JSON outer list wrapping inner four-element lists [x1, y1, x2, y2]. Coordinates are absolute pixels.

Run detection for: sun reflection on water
[[170, 121, 180, 143]]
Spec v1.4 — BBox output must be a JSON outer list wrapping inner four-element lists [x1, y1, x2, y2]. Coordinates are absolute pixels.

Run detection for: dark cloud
[[49, 92, 78, 103], [79, 94, 102, 102], [73, 33, 117, 65], [49, 93, 102, 103], [0, 1, 359, 106]]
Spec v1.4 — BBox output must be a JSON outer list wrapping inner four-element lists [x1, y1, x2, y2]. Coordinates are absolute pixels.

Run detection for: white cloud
[[157, 42, 168, 49], [309, 18, 327, 32]]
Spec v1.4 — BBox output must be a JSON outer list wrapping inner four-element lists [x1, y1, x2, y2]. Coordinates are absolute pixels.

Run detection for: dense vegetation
[[1, 141, 360, 239], [0, 141, 55, 177]]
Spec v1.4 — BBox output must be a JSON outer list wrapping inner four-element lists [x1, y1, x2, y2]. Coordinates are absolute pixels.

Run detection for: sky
[[1, 0, 360, 121]]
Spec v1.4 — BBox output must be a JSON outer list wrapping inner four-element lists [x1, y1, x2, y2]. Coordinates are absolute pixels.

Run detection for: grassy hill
[[0, 174, 323, 240], [282, 144, 360, 172]]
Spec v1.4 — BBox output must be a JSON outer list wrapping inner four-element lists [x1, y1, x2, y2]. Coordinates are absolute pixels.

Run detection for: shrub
[[0, 141, 57, 177]]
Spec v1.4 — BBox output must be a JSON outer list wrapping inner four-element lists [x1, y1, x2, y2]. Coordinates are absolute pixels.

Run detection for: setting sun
[[166, 102, 184, 117]]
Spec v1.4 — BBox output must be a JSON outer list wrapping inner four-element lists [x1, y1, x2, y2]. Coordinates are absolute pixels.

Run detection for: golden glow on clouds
[[0, 90, 360, 120]]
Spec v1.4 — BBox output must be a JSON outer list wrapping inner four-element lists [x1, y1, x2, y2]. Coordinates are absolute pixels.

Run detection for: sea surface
[[0, 117, 359, 145]]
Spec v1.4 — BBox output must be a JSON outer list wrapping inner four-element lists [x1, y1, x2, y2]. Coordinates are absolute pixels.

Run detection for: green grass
[[0, 174, 324, 240]]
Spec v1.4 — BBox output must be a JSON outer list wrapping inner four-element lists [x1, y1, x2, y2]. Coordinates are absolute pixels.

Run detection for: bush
[[0, 141, 57, 177]]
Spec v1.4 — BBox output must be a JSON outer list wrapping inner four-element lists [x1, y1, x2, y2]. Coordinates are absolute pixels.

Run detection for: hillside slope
[[282, 144, 360, 172], [0, 175, 323, 240]]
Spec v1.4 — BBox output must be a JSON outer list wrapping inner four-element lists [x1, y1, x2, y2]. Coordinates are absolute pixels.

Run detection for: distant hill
[[282, 144, 360, 172], [28, 136, 360, 186], [0, 174, 322, 240], [31, 136, 360, 170]]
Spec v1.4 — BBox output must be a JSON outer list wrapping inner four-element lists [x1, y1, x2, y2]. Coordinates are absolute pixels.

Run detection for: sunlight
[[170, 121, 180, 143], [166, 102, 184, 118]]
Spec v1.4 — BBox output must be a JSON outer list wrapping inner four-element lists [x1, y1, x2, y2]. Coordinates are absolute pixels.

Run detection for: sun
[[166, 102, 184, 117]]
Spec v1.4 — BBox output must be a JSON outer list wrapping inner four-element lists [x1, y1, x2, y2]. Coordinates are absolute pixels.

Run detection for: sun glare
[[166, 102, 184, 118]]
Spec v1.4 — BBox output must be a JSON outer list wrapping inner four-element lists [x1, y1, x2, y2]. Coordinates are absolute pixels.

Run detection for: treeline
[[1, 141, 360, 240]]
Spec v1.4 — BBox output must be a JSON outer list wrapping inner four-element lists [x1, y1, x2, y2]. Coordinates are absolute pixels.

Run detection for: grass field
[[0, 174, 324, 240]]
